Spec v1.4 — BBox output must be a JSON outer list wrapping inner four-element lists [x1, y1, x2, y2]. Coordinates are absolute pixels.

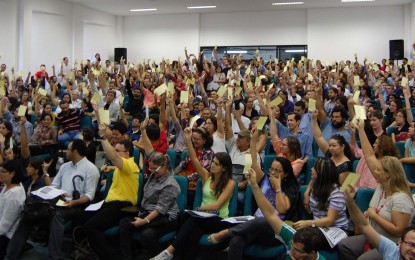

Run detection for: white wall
[[200, 10, 308, 46], [0, 0, 18, 69], [123, 14, 200, 63], [307, 5, 405, 62]]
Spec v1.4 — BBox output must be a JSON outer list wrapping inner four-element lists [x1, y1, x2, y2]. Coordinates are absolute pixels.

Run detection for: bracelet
[[144, 217, 150, 223]]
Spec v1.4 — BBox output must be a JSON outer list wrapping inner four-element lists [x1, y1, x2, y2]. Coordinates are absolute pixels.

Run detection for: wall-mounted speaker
[[389, 40, 404, 60], [114, 48, 127, 63]]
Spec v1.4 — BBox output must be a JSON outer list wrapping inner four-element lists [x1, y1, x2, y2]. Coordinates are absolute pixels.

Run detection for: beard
[[332, 120, 345, 129]]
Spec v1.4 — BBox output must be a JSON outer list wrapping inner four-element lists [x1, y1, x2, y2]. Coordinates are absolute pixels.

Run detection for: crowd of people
[[0, 46, 414, 260]]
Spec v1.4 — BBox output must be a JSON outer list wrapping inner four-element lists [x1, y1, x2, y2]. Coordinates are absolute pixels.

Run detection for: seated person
[[343, 185, 415, 260], [73, 125, 139, 260], [119, 122, 180, 259], [207, 129, 299, 259], [151, 127, 235, 260], [300, 158, 349, 250], [0, 160, 26, 259], [30, 113, 57, 155]]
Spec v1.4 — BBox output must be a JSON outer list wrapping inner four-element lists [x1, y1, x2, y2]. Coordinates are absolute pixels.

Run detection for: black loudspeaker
[[389, 40, 404, 60], [114, 48, 127, 63]]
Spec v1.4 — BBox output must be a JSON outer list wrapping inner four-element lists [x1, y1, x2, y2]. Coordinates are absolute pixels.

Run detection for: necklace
[[375, 190, 387, 214]]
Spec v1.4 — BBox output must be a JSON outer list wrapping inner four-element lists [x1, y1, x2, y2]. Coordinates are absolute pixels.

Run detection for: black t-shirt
[[85, 142, 96, 164]]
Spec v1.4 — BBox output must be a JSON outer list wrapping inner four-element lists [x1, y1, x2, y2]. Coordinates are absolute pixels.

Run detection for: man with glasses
[[5, 139, 100, 260], [73, 123, 140, 260], [343, 185, 415, 259]]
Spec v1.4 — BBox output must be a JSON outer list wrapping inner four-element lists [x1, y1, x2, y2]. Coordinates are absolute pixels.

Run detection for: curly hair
[[375, 135, 400, 158]]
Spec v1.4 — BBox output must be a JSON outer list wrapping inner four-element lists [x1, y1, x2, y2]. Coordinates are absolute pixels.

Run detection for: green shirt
[[201, 177, 230, 218]]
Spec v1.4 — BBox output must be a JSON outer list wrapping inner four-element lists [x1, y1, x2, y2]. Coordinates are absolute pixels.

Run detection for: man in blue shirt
[[344, 185, 415, 260]]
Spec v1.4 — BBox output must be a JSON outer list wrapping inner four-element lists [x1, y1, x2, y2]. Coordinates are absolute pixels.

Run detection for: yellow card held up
[[154, 84, 167, 96], [402, 77, 409, 87], [83, 86, 89, 95], [255, 77, 261, 87], [408, 59, 414, 66], [256, 116, 268, 130], [38, 88, 47, 96], [291, 57, 295, 63], [66, 72, 73, 80], [99, 108, 110, 125], [354, 105, 367, 120], [189, 115, 201, 129], [308, 98, 316, 112], [217, 85, 227, 97], [18, 105, 27, 117], [91, 92, 101, 104], [180, 91, 189, 103], [0, 85, 5, 97], [245, 66, 251, 76], [235, 87, 242, 96], [243, 154, 252, 174], [373, 64, 380, 72], [168, 82, 175, 94], [269, 96, 283, 107], [227, 87, 233, 100], [301, 56, 305, 62], [354, 76, 360, 87], [353, 90, 360, 104], [341, 172, 360, 191], [307, 73, 313, 82], [56, 200, 67, 207], [246, 82, 253, 90]]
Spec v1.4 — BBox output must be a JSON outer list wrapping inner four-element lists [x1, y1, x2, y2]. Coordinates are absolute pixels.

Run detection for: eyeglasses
[[115, 149, 127, 153], [269, 168, 284, 174], [290, 242, 306, 254], [403, 240, 415, 248], [149, 166, 161, 173]]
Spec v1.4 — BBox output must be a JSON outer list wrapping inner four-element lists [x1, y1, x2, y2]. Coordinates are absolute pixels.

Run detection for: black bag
[[22, 196, 55, 223], [71, 227, 99, 260]]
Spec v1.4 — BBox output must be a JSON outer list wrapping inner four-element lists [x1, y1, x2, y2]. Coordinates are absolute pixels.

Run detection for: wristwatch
[[310, 221, 316, 228]]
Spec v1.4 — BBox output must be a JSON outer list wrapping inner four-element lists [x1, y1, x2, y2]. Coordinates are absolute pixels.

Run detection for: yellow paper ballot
[[275, 58, 279, 64], [56, 200, 67, 207], [341, 172, 360, 191], [227, 87, 233, 100], [255, 77, 261, 87], [246, 82, 253, 90], [0, 86, 5, 97], [217, 85, 227, 97], [354, 53, 358, 58], [235, 87, 242, 97], [402, 77, 409, 87], [307, 73, 313, 82], [256, 49, 259, 55], [243, 154, 252, 174], [189, 115, 201, 129], [91, 92, 101, 104], [283, 66, 288, 72], [286, 61, 291, 67], [154, 84, 167, 96], [373, 64, 380, 72], [308, 99, 316, 112], [256, 116, 268, 130], [301, 56, 305, 62], [38, 88, 47, 96], [180, 91, 189, 103], [18, 105, 27, 117], [99, 108, 110, 125], [353, 90, 360, 104], [354, 105, 367, 120], [168, 82, 175, 94], [66, 72, 73, 80], [354, 76, 360, 87], [16, 71, 23, 78], [408, 59, 414, 66], [291, 57, 295, 63], [269, 96, 283, 107], [245, 66, 251, 76], [83, 86, 89, 95]]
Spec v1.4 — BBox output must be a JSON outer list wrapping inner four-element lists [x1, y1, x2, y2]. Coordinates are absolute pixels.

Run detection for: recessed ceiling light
[[187, 6, 217, 9], [341, 0, 375, 2], [272, 2, 304, 5], [130, 8, 157, 12]]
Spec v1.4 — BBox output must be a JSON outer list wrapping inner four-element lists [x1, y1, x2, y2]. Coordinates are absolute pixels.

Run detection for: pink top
[[271, 139, 304, 177], [351, 143, 378, 189], [143, 88, 155, 107]]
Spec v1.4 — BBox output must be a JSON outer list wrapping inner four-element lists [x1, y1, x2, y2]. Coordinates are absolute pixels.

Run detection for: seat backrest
[[167, 149, 177, 169], [396, 142, 405, 158], [243, 184, 253, 216], [355, 188, 375, 212], [264, 137, 272, 155], [387, 126, 398, 136], [263, 154, 276, 173], [80, 116, 92, 129], [299, 185, 313, 220], [193, 178, 238, 217], [305, 157, 316, 184], [353, 159, 360, 172], [181, 150, 188, 161], [403, 164, 415, 184], [174, 176, 188, 211], [133, 147, 140, 166]]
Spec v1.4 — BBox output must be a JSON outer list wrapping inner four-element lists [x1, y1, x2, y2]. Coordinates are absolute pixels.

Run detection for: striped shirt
[[310, 185, 348, 230], [56, 108, 82, 133]]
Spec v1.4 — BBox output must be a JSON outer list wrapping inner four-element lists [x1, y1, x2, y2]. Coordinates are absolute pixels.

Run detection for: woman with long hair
[[206, 129, 299, 259], [311, 110, 352, 184], [151, 127, 235, 260], [0, 160, 26, 258], [294, 157, 348, 250], [338, 119, 415, 260]]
